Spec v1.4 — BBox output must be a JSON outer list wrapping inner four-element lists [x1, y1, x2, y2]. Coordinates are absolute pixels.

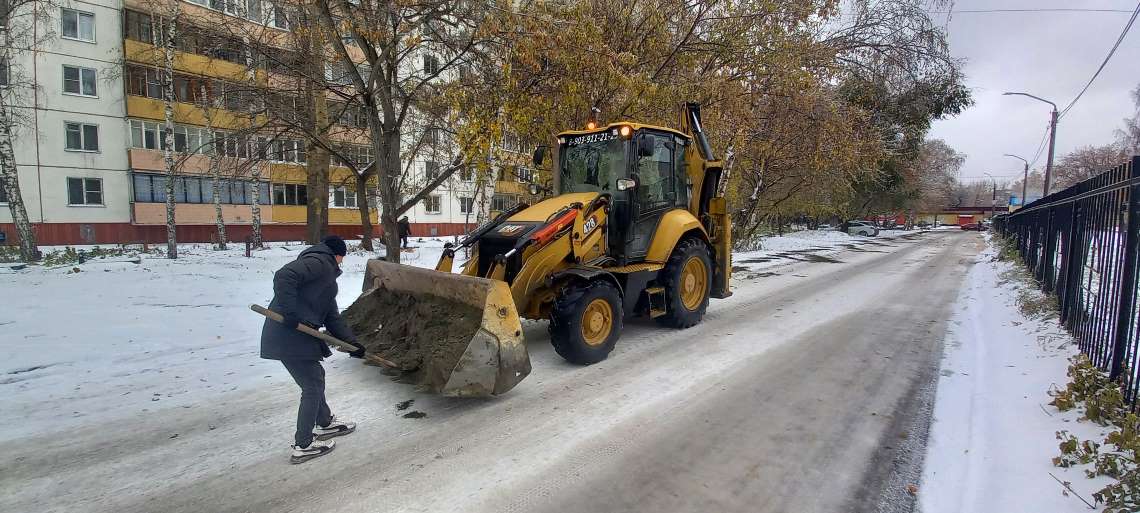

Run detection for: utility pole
[[1003, 92, 1059, 196], [1044, 108, 1058, 196], [1004, 153, 1029, 207]]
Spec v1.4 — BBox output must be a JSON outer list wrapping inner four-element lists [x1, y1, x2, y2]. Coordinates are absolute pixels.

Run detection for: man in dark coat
[[261, 235, 364, 464], [398, 216, 411, 248]]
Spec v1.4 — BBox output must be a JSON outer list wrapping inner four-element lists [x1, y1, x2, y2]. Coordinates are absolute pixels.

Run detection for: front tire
[[549, 280, 623, 364], [657, 237, 712, 328]]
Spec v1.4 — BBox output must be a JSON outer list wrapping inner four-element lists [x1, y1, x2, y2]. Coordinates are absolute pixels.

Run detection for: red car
[[960, 223, 988, 231]]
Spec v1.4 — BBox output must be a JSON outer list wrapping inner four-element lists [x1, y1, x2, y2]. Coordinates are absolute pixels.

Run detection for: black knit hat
[[322, 235, 347, 257]]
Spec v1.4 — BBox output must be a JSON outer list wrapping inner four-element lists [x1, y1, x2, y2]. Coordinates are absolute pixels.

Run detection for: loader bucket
[[343, 260, 530, 397]]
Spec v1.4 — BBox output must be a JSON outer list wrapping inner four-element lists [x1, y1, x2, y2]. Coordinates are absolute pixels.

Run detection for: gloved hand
[[348, 342, 366, 359], [280, 314, 301, 330]]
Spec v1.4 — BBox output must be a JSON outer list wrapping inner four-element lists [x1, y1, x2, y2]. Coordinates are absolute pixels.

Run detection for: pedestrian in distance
[[398, 216, 412, 249], [261, 235, 366, 464]]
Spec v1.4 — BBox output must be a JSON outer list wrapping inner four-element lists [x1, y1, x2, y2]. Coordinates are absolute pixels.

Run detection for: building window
[[61, 8, 95, 42], [272, 183, 307, 205], [458, 197, 474, 214], [330, 185, 357, 208], [62, 65, 98, 96], [133, 173, 268, 205], [424, 194, 441, 214], [130, 120, 162, 150], [0, 58, 8, 87], [516, 166, 532, 183], [491, 194, 518, 212], [424, 160, 440, 181], [65, 122, 99, 151], [423, 53, 440, 75], [0, 182, 8, 203], [268, 139, 305, 163], [459, 166, 474, 181], [270, 2, 290, 30], [67, 177, 103, 205]]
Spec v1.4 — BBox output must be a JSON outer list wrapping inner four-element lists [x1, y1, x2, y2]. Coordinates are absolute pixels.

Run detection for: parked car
[[960, 223, 988, 231], [817, 223, 833, 231], [845, 221, 879, 237]]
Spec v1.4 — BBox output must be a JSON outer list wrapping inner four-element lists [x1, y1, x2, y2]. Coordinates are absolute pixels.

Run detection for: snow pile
[[921, 236, 1108, 512]]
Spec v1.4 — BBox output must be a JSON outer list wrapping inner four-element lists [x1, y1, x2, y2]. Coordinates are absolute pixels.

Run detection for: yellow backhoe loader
[[348, 103, 732, 397]]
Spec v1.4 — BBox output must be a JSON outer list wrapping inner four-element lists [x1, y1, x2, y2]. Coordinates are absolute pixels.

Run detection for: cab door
[[625, 131, 684, 259]]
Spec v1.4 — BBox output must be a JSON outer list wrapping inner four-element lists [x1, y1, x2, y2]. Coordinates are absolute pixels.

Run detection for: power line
[[1058, 1, 1140, 118], [929, 8, 1136, 14], [1028, 123, 1052, 168]]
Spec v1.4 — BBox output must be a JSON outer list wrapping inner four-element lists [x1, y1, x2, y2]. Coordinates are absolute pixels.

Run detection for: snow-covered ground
[[920, 235, 1110, 512], [0, 237, 451, 442], [0, 229, 923, 443], [734, 227, 939, 273]]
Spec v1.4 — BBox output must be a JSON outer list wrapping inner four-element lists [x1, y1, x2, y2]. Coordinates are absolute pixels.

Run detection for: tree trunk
[[250, 162, 263, 249], [378, 129, 402, 262], [306, 145, 330, 244], [303, 33, 330, 244], [158, 10, 179, 259], [201, 85, 226, 250], [0, 95, 37, 261], [354, 173, 373, 251]]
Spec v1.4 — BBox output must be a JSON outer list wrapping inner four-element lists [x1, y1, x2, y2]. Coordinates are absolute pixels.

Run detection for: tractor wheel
[[657, 237, 712, 328], [549, 280, 623, 365]]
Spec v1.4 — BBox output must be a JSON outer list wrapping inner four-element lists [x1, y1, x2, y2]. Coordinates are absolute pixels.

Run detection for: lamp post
[[1004, 153, 1029, 207], [1003, 92, 1058, 196]]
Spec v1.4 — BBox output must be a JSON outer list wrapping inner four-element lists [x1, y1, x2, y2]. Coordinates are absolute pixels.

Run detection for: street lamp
[[1003, 153, 1029, 207], [1003, 92, 1058, 196]]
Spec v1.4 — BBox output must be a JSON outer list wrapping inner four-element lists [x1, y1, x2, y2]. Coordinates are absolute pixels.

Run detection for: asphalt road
[[0, 230, 982, 513]]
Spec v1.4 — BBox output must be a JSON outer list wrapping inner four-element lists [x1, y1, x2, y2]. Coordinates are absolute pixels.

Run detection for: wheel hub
[[679, 256, 708, 311], [580, 298, 613, 346]]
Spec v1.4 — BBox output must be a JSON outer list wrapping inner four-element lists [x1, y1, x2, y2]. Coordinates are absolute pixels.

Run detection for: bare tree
[[0, 0, 51, 262]]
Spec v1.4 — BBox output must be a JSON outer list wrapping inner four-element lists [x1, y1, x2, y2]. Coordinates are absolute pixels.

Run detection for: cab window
[[635, 132, 676, 212]]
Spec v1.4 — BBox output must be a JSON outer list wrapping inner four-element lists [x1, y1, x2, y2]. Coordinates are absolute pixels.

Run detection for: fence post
[[1109, 158, 1140, 380]]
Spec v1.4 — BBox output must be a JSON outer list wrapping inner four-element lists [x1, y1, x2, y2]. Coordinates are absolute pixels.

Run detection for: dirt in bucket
[[343, 287, 484, 392]]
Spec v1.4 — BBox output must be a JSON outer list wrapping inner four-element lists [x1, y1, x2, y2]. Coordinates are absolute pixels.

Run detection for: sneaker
[[290, 439, 334, 464], [313, 415, 356, 441]]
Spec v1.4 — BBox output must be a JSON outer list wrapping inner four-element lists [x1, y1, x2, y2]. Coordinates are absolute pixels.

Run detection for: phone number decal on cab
[[565, 132, 618, 146]]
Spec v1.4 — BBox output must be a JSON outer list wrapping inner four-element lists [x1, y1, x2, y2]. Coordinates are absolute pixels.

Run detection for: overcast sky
[[927, 0, 1140, 186]]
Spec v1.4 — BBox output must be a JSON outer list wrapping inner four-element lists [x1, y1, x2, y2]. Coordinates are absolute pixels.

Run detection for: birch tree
[[0, 0, 49, 262]]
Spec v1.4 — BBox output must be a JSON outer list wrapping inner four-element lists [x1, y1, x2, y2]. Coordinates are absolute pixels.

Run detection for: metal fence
[[994, 156, 1140, 403]]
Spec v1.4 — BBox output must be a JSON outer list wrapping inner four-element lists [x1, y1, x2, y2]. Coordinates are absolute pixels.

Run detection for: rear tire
[[657, 237, 712, 328], [549, 280, 623, 365]]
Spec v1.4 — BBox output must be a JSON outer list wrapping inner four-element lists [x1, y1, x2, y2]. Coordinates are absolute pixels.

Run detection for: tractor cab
[[551, 124, 693, 264]]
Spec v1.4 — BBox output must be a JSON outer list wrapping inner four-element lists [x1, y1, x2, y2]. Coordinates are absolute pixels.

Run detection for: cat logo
[[583, 216, 598, 234], [497, 224, 525, 235]]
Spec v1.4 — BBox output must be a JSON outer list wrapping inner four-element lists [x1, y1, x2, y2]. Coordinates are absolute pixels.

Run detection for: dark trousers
[[281, 359, 332, 447], [400, 235, 409, 248]]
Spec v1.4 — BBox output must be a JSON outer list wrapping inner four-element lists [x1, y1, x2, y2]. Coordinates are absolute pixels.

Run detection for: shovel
[[250, 304, 398, 369]]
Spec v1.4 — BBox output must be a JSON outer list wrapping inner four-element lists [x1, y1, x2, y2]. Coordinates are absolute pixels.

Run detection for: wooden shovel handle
[[250, 304, 397, 369]]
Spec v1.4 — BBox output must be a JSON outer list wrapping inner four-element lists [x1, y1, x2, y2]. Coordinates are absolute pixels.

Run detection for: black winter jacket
[[260, 244, 356, 361]]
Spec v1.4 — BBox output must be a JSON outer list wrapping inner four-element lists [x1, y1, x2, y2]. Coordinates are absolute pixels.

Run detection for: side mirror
[[528, 183, 541, 196], [637, 137, 654, 157], [616, 177, 638, 191], [532, 146, 547, 167]]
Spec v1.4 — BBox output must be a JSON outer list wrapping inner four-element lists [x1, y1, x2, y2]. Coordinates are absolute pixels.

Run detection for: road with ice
[[0, 229, 981, 512]]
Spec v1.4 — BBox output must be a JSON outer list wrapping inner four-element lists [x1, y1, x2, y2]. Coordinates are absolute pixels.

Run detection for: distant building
[[917, 206, 1010, 226]]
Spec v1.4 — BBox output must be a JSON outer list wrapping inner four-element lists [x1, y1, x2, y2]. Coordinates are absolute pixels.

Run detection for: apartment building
[[1, 0, 537, 246], [1, 0, 132, 244]]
